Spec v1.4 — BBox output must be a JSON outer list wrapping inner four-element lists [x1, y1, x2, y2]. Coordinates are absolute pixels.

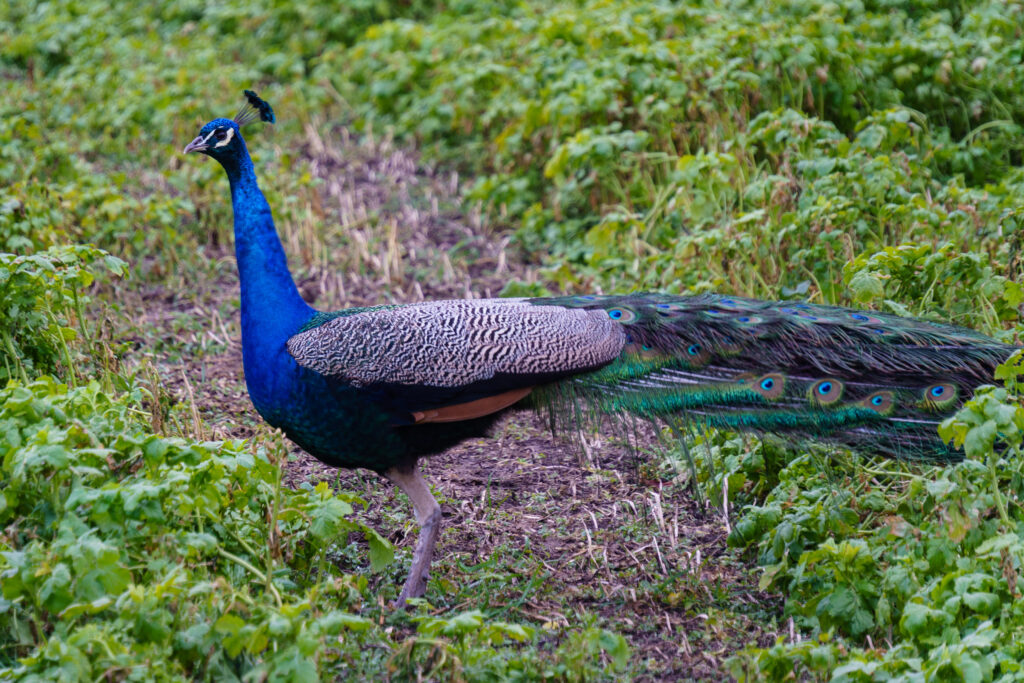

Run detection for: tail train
[[534, 293, 1016, 463]]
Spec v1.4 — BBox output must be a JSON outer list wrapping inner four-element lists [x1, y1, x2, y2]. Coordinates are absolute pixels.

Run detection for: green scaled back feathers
[[298, 305, 398, 333], [531, 293, 1015, 463]]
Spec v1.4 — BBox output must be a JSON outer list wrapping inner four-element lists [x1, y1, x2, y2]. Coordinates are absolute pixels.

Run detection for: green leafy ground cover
[[3, 0, 1024, 679]]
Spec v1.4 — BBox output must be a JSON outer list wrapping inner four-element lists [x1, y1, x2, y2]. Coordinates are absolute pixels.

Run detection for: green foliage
[[6, 0, 1024, 676], [387, 612, 630, 682], [844, 243, 1024, 334], [0, 245, 125, 382], [0, 375, 635, 678], [0, 0, 439, 278], [326, 0, 1024, 297], [383, 612, 631, 681], [0, 378, 384, 679]]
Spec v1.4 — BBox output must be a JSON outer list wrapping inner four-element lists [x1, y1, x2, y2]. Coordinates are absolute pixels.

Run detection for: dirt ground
[[139, 125, 785, 679]]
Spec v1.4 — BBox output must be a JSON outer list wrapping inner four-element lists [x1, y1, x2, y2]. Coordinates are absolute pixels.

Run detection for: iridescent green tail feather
[[531, 293, 1015, 463]]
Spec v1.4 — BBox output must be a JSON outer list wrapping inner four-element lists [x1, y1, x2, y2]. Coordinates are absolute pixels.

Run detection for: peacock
[[184, 91, 1017, 605]]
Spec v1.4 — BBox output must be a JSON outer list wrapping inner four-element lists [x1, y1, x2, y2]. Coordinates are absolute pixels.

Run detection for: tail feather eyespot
[[606, 307, 638, 323], [849, 312, 884, 325], [623, 343, 661, 359], [680, 341, 711, 367], [860, 391, 895, 415], [655, 302, 685, 317], [712, 298, 746, 312], [808, 378, 844, 406], [750, 373, 786, 400], [920, 383, 958, 411]]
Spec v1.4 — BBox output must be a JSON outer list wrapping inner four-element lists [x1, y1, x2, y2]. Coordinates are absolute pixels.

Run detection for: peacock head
[[183, 90, 275, 163]]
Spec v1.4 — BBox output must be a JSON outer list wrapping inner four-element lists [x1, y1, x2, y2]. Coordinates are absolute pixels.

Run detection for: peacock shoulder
[[286, 298, 626, 388]]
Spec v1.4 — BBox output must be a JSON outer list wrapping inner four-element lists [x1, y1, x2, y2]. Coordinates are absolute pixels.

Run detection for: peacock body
[[282, 293, 1010, 468], [185, 92, 1016, 604]]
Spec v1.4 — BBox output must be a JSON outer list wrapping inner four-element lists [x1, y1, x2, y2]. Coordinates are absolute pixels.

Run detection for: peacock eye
[[214, 129, 227, 140]]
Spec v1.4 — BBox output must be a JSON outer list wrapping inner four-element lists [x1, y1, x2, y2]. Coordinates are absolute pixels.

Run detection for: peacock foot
[[385, 464, 442, 609], [393, 505, 441, 607]]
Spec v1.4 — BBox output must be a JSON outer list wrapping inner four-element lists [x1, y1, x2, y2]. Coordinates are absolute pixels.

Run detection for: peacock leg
[[385, 463, 442, 606]]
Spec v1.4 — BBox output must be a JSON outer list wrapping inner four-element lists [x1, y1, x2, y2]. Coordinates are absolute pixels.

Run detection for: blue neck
[[223, 151, 314, 360]]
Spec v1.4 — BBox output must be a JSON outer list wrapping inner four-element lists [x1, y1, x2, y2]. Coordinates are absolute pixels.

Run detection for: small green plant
[[0, 378, 388, 679], [0, 245, 126, 382]]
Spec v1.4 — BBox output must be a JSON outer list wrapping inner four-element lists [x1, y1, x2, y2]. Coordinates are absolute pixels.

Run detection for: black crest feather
[[234, 90, 276, 126]]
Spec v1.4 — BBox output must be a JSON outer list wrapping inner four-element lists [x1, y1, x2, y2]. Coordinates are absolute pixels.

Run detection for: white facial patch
[[199, 129, 218, 146], [214, 127, 235, 148]]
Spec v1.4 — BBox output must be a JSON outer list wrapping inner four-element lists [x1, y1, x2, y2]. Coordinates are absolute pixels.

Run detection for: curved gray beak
[[183, 136, 208, 154]]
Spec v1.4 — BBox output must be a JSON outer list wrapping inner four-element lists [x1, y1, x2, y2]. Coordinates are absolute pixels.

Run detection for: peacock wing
[[286, 298, 627, 421]]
